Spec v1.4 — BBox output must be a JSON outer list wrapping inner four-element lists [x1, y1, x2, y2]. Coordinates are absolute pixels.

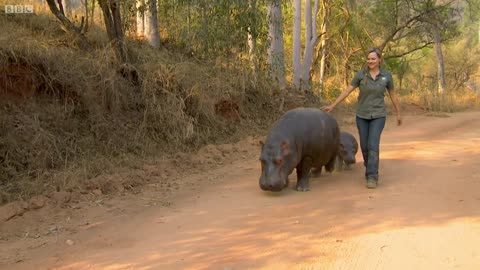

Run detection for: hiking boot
[[366, 177, 377, 189]]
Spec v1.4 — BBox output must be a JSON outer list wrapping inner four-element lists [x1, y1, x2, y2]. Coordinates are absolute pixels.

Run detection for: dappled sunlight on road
[[55, 209, 480, 270], [6, 111, 480, 270], [382, 138, 480, 162]]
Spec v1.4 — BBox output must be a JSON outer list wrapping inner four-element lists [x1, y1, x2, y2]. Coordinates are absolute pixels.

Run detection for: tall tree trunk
[[98, 0, 128, 64], [187, 2, 191, 51], [90, 0, 95, 28], [292, 0, 302, 90], [301, 0, 320, 93], [62, 0, 72, 18], [433, 26, 446, 94], [136, 0, 145, 37], [318, 0, 329, 95], [247, 0, 257, 73], [145, 0, 160, 48], [267, 0, 286, 90], [84, 0, 89, 32]]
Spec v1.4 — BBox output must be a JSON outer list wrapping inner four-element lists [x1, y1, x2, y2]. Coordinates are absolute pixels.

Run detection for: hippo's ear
[[280, 140, 290, 155]]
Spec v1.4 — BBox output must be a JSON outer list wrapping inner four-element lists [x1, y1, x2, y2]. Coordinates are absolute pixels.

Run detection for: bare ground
[[1, 111, 480, 270]]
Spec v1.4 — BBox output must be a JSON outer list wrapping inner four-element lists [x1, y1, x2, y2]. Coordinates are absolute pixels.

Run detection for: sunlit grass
[[404, 88, 480, 113]]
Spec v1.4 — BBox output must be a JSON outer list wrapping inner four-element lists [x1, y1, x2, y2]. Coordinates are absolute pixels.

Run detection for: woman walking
[[322, 48, 402, 189]]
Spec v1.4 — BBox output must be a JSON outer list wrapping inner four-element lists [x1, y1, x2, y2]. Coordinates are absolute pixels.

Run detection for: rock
[[52, 191, 71, 205], [28, 196, 47, 210], [65, 239, 74, 246], [92, 189, 103, 196], [0, 201, 28, 222]]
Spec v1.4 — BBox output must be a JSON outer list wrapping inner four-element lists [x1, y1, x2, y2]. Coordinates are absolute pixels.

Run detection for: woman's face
[[367, 52, 381, 70]]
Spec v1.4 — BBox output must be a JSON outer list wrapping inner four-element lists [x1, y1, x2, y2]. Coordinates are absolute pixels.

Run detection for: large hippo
[[259, 108, 340, 192], [335, 131, 359, 171]]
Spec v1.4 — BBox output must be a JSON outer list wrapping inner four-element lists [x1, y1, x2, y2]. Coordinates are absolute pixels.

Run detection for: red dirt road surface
[[2, 111, 480, 270]]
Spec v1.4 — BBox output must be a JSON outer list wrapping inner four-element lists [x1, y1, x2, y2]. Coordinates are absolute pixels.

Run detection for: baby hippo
[[336, 131, 358, 171]]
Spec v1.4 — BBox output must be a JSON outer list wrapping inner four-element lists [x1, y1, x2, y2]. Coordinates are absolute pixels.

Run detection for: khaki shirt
[[351, 68, 394, 119]]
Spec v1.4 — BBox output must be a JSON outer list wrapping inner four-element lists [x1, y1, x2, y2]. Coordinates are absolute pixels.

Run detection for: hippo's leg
[[325, 155, 337, 173], [344, 163, 352, 170], [296, 157, 313, 192], [334, 155, 344, 171]]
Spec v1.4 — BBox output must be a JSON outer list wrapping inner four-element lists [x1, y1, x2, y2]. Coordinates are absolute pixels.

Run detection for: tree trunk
[[318, 0, 329, 95], [46, 0, 89, 49], [62, 0, 72, 18], [98, 0, 128, 64], [83, 0, 89, 32], [247, 0, 257, 73], [292, 0, 301, 90], [90, 0, 95, 28], [136, 0, 145, 37], [433, 26, 446, 94], [300, 0, 320, 93], [145, 0, 160, 48], [267, 0, 286, 90]]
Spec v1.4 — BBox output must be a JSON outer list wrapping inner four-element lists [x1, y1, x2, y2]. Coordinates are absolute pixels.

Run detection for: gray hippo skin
[[259, 108, 340, 192], [335, 131, 358, 171]]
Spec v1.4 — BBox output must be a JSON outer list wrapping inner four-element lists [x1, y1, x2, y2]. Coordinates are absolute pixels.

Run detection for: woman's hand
[[322, 85, 355, 113], [321, 104, 335, 112]]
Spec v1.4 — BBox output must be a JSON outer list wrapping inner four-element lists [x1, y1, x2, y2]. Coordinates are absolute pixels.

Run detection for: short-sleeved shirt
[[351, 68, 394, 119]]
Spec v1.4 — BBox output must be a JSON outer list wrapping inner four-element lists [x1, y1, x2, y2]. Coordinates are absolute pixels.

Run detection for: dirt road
[[2, 111, 480, 270]]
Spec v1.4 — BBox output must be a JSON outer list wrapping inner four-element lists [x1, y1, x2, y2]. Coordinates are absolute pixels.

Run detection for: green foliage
[[158, 0, 268, 60]]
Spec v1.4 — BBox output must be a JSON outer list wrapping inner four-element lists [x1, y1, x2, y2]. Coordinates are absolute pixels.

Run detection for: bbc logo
[[5, 5, 34, 14]]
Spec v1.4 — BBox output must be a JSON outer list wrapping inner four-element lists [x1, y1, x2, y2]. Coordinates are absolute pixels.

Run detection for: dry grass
[[404, 89, 480, 113], [0, 13, 287, 204]]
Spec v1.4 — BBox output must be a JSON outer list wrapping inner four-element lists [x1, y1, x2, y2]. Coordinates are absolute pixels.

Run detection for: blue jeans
[[356, 116, 386, 181]]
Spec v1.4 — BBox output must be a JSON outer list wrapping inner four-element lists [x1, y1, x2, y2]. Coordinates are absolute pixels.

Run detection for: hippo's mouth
[[266, 185, 284, 192], [259, 179, 288, 192]]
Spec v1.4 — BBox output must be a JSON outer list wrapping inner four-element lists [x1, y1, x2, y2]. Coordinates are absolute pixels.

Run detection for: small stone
[[52, 191, 71, 204], [29, 196, 47, 210], [92, 189, 103, 196], [48, 226, 58, 233], [66, 239, 74, 246]]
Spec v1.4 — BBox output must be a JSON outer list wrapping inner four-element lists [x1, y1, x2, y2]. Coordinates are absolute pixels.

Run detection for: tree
[[414, 0, 460, 94], [247, 0, 258, 73], [300, 0, 320, 92], [292, 0, 321, 92], [267, 0, 286, 90], [145, 0, 161, 48], [62, 0, 73, 18], [136, 0, 145, 37], [433, 26, 446, 94], [98, 0, 128, 64], [46, 0, 89, 49], [82, 0, 89, 32], [292, 0, 301, 90], [317, 0, 330, 94]]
